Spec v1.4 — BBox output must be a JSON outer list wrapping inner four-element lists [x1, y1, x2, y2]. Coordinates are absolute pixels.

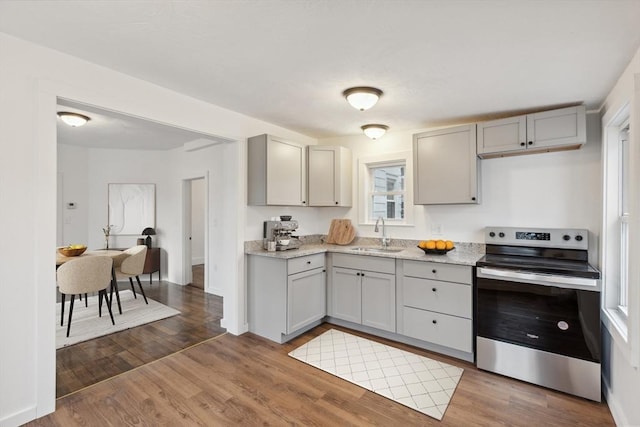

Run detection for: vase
[[104, 236, 109, 250]]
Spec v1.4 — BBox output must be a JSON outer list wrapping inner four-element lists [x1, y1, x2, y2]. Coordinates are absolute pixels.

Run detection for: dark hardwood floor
[[191, 264, 204, 289], [55, 277, 224, 398], [36, 323, 614, 426]]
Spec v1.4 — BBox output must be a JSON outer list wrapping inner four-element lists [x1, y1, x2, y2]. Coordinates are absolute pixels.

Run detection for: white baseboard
[[603, 375, 631, 427], [0, 405, 37, 427]]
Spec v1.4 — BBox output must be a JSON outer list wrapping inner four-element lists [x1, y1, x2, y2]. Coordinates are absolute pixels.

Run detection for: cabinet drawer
[[403, 307, 472, 353], [403, 277, 472, 318], [403, 260, 471, 284], [332, 253, 395, 274], [288, 254, 325, 275]]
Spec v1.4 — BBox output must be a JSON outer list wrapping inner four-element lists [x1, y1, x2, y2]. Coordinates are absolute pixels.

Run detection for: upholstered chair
[[57, 256, 115, 337], [113, 245, 149, 305]]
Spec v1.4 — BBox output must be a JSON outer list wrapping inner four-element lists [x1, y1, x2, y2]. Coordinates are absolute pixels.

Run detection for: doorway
[[183, 176, 207, 289]]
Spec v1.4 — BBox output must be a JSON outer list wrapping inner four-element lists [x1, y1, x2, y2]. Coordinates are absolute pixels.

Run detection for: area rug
[[56, 290, 180, 349], [288, 329, 463, 420]]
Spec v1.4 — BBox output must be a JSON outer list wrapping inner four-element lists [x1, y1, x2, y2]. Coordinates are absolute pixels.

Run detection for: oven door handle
[[476, 267, 600, 290]]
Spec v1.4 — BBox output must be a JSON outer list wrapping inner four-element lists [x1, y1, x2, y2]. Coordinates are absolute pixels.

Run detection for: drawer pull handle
[[432, 320, 437, 324], [356, 272, 361, 276], [306, 261, 311, 264], [361, 273, 365, 277], [432, 288, 437, 292], [432, 269, 437, 274]]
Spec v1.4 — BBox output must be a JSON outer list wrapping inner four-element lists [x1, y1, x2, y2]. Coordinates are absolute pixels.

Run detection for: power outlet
[[431, 224, 444, 235]]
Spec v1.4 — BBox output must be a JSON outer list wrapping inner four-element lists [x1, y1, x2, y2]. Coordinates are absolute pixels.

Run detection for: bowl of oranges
[[417, 239, 455, 255]]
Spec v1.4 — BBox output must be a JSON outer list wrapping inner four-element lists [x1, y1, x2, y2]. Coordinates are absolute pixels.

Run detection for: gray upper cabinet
[[307, 145, 352, 207], [413, 124, 479, 205], [247, 134, 307, 206], [477, 105, 586, 158]]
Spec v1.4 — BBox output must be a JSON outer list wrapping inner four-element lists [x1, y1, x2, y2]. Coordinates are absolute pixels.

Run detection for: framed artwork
[[108, 183, 155, 235]]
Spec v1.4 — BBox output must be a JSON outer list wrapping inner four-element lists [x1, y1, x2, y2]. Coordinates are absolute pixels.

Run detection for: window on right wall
[[603, 107, 631, 342]]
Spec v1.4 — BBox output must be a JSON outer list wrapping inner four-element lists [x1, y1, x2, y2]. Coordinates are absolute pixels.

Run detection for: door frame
[[182, 171, 209, 289]]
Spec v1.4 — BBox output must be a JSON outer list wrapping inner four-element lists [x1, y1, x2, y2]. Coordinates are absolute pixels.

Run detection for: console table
[[113, 247, 161, 284]]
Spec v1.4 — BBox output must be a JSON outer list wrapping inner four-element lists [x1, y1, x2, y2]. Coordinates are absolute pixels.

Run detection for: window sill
[[602, 307, 633, 362]]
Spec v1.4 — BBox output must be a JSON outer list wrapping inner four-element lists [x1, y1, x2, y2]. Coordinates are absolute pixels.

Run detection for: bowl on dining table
[[58, 245, 87, 257]]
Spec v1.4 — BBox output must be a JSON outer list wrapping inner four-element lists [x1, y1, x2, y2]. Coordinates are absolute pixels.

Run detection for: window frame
[[368, 161, 406, 222], [601, 102, 638, 367], [358, 151, 413, 226]]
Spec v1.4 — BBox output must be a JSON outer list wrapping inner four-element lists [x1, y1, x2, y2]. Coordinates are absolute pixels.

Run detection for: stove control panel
[[485, 227, 589, 250]]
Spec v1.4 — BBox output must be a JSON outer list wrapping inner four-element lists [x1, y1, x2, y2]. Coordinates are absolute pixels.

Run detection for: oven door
[[476, 267, 600, 363]]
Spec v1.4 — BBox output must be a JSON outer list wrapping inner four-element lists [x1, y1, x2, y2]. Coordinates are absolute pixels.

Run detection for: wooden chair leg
[[61, 293, 66, 326], [129, 277, 137, 298], [110, 274, 122, 315], [109, 276, 122, 314], [102, 289, 115, 325], [135, 276, 148, 304], [85, 292, 88, 307], [66, 295, 75, 337], [99, 291, 103, 317]]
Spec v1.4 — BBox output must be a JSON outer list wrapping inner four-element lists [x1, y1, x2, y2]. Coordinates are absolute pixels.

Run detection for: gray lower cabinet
[[287, 267, 326, 333], [329, 254, 396, 333], [248, 253, 326, 343], [398, 260, 473, 354]]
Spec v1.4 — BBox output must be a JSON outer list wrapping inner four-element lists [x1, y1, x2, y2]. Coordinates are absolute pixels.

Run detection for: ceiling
[[57, 99, 220, 150], [3, 1, 640, 143]]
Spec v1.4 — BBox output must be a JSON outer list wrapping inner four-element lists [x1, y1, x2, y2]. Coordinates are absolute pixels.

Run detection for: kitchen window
[[358, 151, 413, 226], [602, 106, 633, 350], [618, 125, 630, 316], [369, 163, 405, 221]]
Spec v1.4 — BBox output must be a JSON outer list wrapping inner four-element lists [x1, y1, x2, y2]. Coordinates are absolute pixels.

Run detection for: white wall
[[191, 178, 205, 265], [57, 144, 90, 246], [599, 45, 640, 427], [0, 32, 315, 427], [317, 114, 602, 259]]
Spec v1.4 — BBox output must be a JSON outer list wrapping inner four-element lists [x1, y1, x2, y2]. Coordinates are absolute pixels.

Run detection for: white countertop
[[245, 239, 485, 267]]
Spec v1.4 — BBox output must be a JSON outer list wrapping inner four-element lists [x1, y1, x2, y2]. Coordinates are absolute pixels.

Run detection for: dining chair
[[113, 245, 149, 305], [57, 256, 115, 337]]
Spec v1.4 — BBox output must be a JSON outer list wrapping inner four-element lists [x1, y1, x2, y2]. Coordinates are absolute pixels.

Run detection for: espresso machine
[[263, 219, 301, 251]]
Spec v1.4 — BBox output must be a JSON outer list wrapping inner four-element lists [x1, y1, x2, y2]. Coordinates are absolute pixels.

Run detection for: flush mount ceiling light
[[361, 124, 389, 140], [343, 86, 383, 111], [57, 112, 90, 127]]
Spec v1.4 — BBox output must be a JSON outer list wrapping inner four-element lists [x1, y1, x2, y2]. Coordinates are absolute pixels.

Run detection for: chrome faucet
[[374, 216, 390, 248]]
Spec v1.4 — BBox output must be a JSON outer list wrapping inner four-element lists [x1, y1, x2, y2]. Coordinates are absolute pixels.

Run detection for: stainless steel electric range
[[475, 227, 601, 401]]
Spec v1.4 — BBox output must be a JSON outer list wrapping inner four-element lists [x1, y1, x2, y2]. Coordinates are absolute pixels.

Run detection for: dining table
[[56, 249, 127, 315]]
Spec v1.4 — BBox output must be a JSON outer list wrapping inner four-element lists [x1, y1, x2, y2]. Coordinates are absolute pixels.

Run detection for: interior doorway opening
[[183, 176, 207, 289]]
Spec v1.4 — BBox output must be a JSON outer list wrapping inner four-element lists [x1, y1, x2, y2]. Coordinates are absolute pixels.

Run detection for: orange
[[435, 240, 446, 250], [418, 241, 427, 249], [425, 240, 436, 250], [445, 240, 454, 250]]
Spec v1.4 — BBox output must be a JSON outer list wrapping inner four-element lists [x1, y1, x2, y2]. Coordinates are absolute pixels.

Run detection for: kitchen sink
[[350, 247, 404, 253]]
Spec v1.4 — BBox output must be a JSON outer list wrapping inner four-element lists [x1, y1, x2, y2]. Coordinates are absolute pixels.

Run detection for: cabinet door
[[266, 137, 306, 206], [308, 146, 337, 206], [308, 146, 352, 207], [331, 267, 361, 323], [527, 105, 586, 150], [413, 124, 478, 205], [477, 115, 527, 155], [361, 271, 396, 332], [287, 267, 326, 334]]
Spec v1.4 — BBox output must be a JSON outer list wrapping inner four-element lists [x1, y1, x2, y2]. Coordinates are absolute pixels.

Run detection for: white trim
[[601, 103, 631, 347], [602, 360, 632, 427], [0, 406, 37, 427], [358, 151, 414, 227]]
